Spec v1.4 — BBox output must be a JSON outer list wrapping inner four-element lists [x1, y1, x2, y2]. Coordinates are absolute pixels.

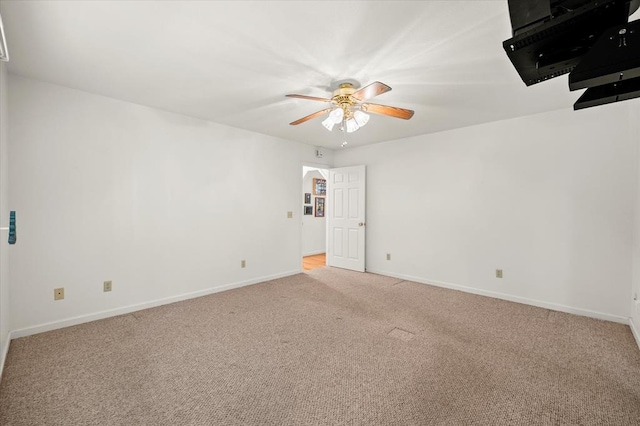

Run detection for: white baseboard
[[10, 269, 301, 339], [366, 269, 629, 324], [303, 250, 325, 257], [0, 331, 10, 382], [630, 317, 640, 350]]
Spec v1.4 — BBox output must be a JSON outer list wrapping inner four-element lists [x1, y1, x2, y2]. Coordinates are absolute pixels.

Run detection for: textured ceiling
[[0, 1, 597, 149]]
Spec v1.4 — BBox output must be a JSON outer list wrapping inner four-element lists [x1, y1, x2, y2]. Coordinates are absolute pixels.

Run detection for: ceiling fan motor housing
[[333, 83, 359, 118]]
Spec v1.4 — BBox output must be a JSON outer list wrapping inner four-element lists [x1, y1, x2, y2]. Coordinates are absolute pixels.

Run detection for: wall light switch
[[496, 269, 503, 279], [386, 253, 391, 261], [287, 211, 293, 218], [241, 260, 246, 268], [103, 280, 112, 292]]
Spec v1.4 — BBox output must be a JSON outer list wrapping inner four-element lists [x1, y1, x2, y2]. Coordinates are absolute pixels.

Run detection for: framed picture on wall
[[315, 197, 325, 217], [304, 193, 311, 204], [313, 178, 326, 196], [304, 206, 313, 215]]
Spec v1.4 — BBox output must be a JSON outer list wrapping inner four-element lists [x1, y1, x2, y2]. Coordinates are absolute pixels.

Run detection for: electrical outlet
[[386, 253, 391, 261], [54, 287, 64, 301], [496, 269, 503, 279], [241, 260, 246, 268], [287, 211, 293, 218], [103, 280, 112, 292]]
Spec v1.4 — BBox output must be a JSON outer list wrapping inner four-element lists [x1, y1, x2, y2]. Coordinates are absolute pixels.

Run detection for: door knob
[[359, 222, 365, 227]]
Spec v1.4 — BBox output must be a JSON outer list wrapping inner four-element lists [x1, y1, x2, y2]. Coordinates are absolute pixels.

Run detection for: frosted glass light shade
[[322, 108, 345, 131], [345, 118, 360, 133], [353, 110, 370, 127], [322, 117, 336, 131], [330, 108, 344, 123]]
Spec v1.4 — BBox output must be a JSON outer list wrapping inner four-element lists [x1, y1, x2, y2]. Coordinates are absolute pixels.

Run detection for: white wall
[[0, 63, 9, 372], [334, 104, 636, 322], [8, 75, 333, 335], [302, 170, 326, 256]]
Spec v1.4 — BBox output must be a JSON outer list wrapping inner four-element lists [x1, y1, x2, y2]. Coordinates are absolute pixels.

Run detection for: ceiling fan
[[286, 81, 414, 135]]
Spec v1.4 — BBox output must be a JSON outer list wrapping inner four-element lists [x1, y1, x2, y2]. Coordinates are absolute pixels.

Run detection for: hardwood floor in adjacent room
[[303, 253, 325, 271]]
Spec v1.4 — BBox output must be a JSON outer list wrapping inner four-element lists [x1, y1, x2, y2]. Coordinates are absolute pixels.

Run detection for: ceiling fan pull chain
[[341, 121, 348, 148]]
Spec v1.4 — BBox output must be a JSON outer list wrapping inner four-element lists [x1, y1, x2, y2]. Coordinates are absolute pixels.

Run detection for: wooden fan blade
[[362, 103, 414, 120], [286, 94, 333, 103], [351, 81, 392, 101], [290, 108, 333, 125]]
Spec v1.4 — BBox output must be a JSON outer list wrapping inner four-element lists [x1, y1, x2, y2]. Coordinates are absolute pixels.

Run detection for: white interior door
[[327, 165, 366, 272]]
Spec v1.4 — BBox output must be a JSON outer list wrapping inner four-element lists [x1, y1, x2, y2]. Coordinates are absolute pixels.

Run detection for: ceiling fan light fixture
[[353, 110, 369, 127], [321, 116, 336, 131], [330, 107, 344, 123], [345, 118, 360, 133], [322, 107, 345, 131]]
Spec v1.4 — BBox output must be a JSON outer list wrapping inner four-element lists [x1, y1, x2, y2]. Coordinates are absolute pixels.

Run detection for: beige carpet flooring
[[1, 268, 639, 425]]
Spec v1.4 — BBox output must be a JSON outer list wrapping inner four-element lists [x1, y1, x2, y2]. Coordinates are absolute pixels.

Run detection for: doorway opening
[[302, 165, 328, 272]]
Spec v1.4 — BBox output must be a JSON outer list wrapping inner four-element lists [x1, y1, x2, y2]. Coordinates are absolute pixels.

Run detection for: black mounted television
[[571, 19, 640, 109], [503, 0, 637, 86], [503, 0, 640, 110]]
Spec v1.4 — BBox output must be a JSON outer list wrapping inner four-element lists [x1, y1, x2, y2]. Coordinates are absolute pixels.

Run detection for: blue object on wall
[[8, 210, 15, 244]]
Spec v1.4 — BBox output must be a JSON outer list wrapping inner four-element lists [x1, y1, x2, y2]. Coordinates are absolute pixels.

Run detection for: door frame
[[300, 161, 331, 271]]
